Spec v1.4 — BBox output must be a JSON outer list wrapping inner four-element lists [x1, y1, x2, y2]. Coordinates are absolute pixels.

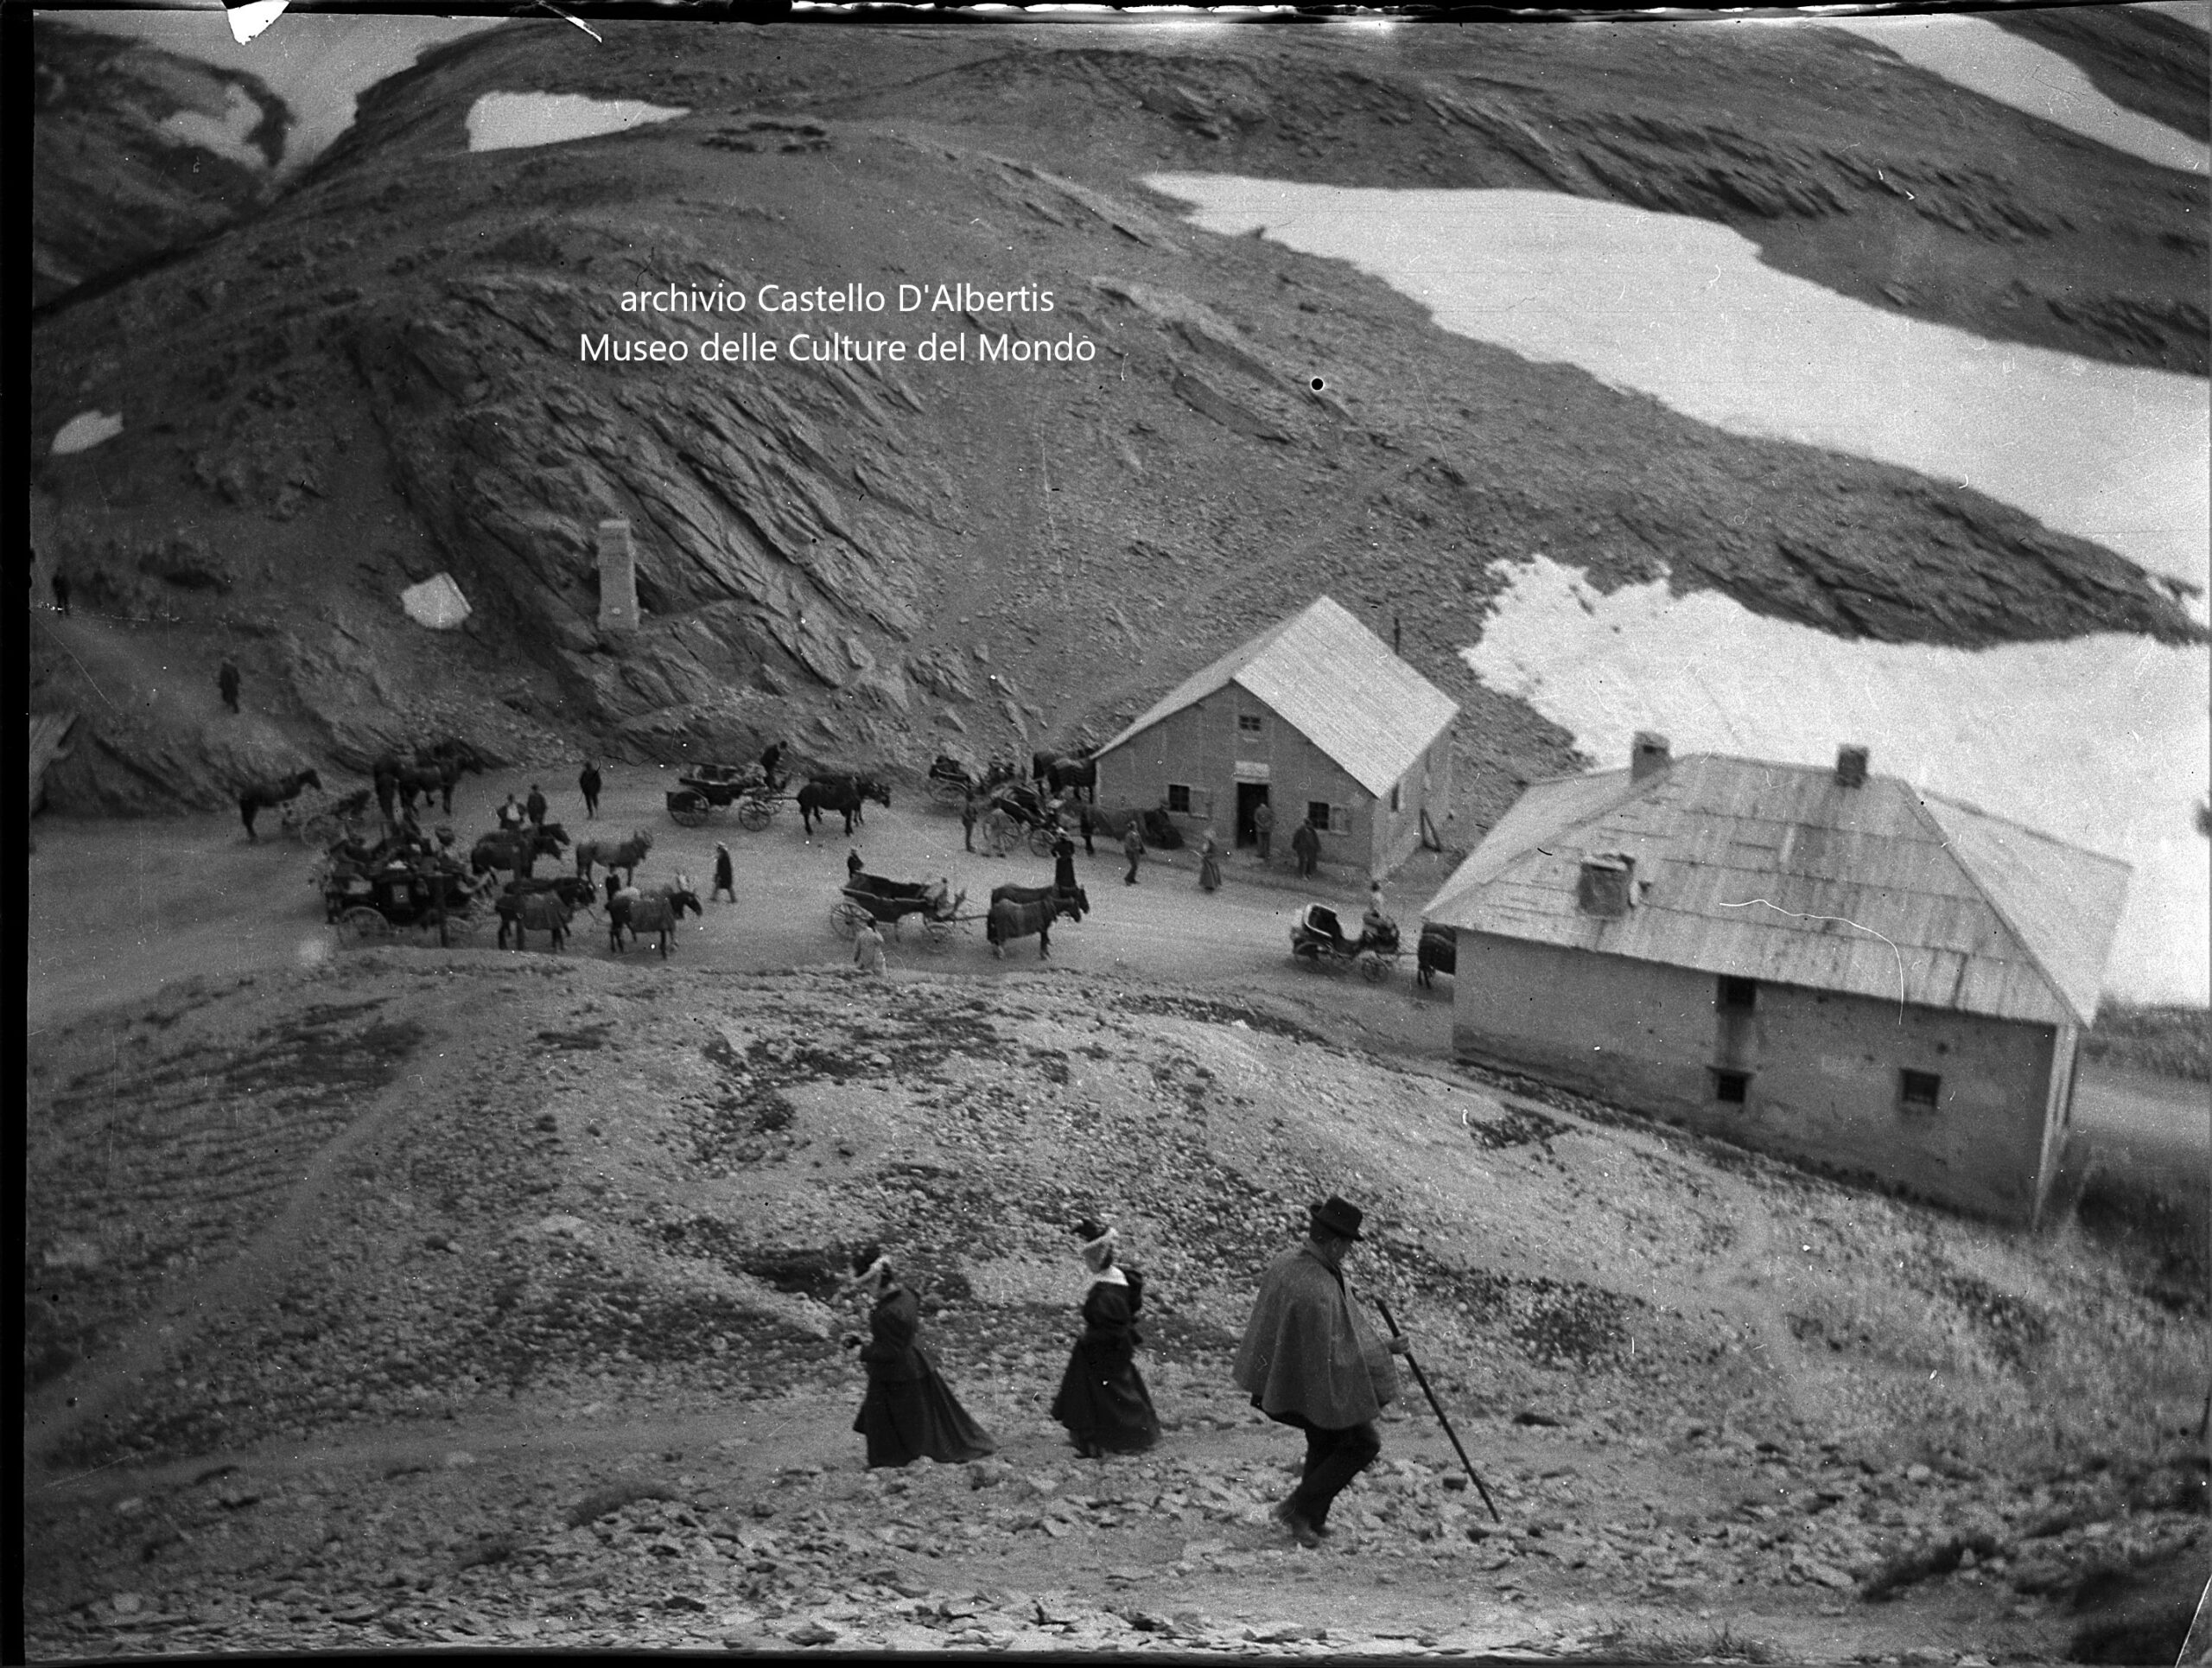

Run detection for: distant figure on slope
[[1052, 1219, 1160, 1460], [841, 1245, 995, 1468], [217, 658, 240, 714]]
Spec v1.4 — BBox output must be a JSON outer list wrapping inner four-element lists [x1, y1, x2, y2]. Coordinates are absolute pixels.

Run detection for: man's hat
[[1309, 1195, 1364, 1241]]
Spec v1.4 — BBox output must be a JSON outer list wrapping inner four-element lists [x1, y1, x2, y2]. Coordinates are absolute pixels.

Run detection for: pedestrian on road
[[498, 793, 524, 831], [1051, 1219, 1160, 1460], [985, 804, 1014, 859], [1292, 814, 1321, 880], [1233, 1194, 1410, 1548], [1052, 831, 1078, 899], [578, 762, 602, 819], [842, 1245, 996, 1468], [961, 790, 978, 853], [217, 658, 240, 714], [1253, 800, 1274, 864], [847, 847, 866, 882], [525, 784, 548, 827], [1122, 818, 1145, 886], [853, 917, 887, 975], [711, 843, 735, 903], [1078, 804, 1095, 856], [51, 571, 70, 615], [1198, 827, 1223, 893]]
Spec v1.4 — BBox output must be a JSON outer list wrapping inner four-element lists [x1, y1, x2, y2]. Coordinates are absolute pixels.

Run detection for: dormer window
[[1576, 855, 1634, 919]]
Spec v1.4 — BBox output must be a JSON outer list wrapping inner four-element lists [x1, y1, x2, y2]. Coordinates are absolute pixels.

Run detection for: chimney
[[1835, 744, 1869, 788], [1630, 731, 1672, 781]]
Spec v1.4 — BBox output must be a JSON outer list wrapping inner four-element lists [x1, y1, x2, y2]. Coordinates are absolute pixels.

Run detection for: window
[[1712, 1070, 1750, 1105], [1237, 714, 1262, 735], [1166, 784, 1192, 814], [1899, 1070, 1942, 1111], [1717, 976, 1758, 1013], [1308, 800, 1332, 833]]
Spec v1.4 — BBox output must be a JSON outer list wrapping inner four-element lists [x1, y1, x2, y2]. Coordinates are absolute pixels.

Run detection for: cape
[[1232, 1244, 1399, 1428]]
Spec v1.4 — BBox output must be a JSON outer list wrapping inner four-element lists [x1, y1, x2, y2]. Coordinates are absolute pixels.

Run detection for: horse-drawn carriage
[[926, 753, 1021, 806], [983, 781, 1066, 857], [666, 764, 785, 831], [1290, 901, 1404, 982], [327, 857, 495, 946], [831, 873, 968, 946]]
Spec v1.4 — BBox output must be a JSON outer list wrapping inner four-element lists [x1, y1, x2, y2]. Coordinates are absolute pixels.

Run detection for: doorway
[[1236, 782, 1270, 847]]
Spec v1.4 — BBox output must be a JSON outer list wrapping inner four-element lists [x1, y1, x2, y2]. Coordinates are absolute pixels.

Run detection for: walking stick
[[1374, 1298, 1502, 1523]]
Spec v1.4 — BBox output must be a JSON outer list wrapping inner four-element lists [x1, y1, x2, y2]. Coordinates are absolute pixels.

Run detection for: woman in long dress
[[1198, 828, 1223, 892], [842, 1245, 996, 1469], [1051, 1219, 1161, 1460]]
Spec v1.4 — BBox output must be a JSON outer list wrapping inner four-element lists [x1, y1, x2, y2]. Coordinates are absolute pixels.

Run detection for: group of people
[[839, 1194, 1412, 1549]]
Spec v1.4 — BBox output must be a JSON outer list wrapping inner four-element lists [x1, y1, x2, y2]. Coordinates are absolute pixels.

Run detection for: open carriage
[[327, 857, 495, 946], [666, 764, 784, 831], [1289, 901, 1404, 982], [926, 753, 1022, 807], [830, 873, 969, 946], [983, 781, 1067, 857]]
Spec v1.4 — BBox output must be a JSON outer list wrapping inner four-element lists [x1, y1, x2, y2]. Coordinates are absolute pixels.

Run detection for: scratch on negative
[[1716, 897, 1907, 1022]]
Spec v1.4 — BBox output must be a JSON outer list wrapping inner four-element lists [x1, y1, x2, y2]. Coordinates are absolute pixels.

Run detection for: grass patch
[[2084, 1002, 2210, 1081]]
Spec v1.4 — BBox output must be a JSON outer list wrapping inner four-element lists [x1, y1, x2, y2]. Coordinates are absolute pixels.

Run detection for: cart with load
[[666, 763, 784, 831], [830, 872, 969, 947], [328, 857, 496, 946], [1290, 901, 1403, 982]]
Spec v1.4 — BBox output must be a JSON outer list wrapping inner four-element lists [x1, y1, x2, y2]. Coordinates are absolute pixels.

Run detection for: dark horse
[[472, 823, 569, 880], [376, 741, 484, 818], [989, 882, 1089, 923], [238, 767, 323, 840], [797, 774, 890, 837], [986, 890, 1084, 960], [1031, 749, 1098, 805], [497, 875, 595, 950]]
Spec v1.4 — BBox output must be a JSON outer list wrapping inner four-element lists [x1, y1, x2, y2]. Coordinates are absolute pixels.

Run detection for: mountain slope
[[28, 21, 2206, 818]]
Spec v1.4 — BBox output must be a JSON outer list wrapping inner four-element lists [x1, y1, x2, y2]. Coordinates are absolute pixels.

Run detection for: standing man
[[1233, 1195, 1409, 1549], [1077, 803, 1095, 857], [1252, 799, 1274, 866], [961, 789, 979, 854], [1052, 830, 1078, 901], [711, 843, 735, 904], [1291, 814, 1321, 881], [847, 847, 866, 882], [217, 658, 240, 714], [524, 783, 548, 827], [497, 792, 524, 831], [1121, 817, 1145, 886], [578, 761, 602, 819]]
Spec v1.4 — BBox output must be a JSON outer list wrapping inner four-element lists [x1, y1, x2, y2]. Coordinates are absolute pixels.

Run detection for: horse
[[1032, 750, 1097, 804], [1416, 922, 1458, 990], [238, 767, 323, 840], [575, 830, 652, 886], [989, 882, 1089, 923], [986, 891, 1084, 960], [472, 823, 569, 879], [797, 775, 890, 837], [505, 887, 573, 953], [497, 875, 594, 950], [608, 880, 702, 957]]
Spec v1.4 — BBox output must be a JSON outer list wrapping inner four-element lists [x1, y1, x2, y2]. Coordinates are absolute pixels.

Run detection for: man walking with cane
[[1234, 1195, 1409, 1548]]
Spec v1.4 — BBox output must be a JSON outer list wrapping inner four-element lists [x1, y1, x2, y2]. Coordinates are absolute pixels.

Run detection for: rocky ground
[[23, 867, 2207, 1660], [27, 16, 2207, 825]]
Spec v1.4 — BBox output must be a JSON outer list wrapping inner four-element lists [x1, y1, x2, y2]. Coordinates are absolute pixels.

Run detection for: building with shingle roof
[[1090, 596, 1458, 877], [1421, 734, 2129, 1223]]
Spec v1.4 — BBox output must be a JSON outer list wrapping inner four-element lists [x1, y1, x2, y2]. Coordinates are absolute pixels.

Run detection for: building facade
[[1089, 596, 1457, 877], [1421, 738, 2126, 1224]]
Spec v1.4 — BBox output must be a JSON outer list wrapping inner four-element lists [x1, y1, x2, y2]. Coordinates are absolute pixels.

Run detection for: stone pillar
[[596, 518, 639, 634]]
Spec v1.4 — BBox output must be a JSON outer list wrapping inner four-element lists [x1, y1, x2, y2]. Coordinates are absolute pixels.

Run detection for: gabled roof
[[1093, 595, 1459, 798], [1421, 754, 2129, 1027]]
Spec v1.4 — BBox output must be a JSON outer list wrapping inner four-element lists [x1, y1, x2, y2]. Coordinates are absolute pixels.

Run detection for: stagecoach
[[327, 857, 495, 946]]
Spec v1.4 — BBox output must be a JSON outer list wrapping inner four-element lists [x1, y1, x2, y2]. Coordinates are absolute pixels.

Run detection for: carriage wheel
[[830, 901, 870, 937], [737, 799, 772, 833], [336, 906, 390, 946], [670, 802, 710, 829], [299, 812, 340, 847], [1027, 824, 1057, 858], [928, 776, 966, 806], [924, 917, 956, 952], [1361, 951, 1391, 983]]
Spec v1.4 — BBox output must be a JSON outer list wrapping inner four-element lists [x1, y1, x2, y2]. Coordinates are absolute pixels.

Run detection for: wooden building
[[1090, 596, 1458, 876], [1421, 735, 2129, 1224]]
